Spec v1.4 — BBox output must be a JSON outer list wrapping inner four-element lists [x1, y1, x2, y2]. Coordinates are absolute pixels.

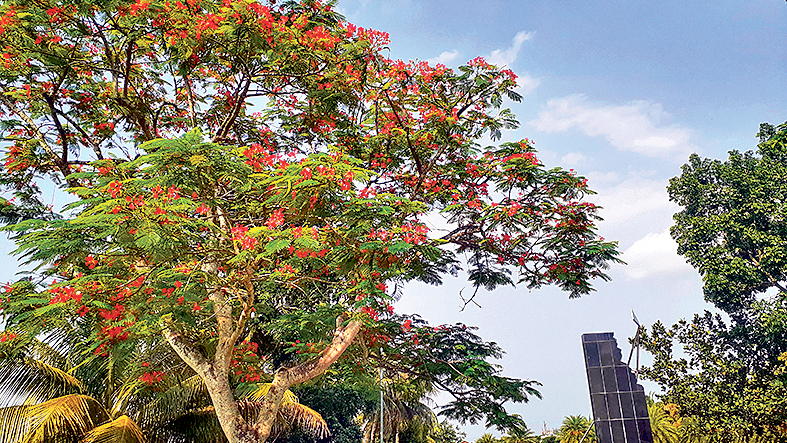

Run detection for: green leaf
[[265, 238, 290, 253]]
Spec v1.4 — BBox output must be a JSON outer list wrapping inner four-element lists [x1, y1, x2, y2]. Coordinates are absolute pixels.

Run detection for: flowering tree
[[0, 0, 621, 442]]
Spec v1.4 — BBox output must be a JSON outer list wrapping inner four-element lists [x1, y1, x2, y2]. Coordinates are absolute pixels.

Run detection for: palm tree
[[359, 372, 437, 443], [476, 433, 499, 443], [0, 329, 147, 443], [501, 427, 540, 443], [0, 330, 328, 443], [676, 416, 711, 443], [648, 402, 679, 443], [557, 415, 595, 443]]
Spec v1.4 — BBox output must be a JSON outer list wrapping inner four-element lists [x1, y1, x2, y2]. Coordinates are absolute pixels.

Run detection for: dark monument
[[581, 332, 653, 443]]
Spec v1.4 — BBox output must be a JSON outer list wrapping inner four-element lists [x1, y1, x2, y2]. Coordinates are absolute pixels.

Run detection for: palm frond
[[649, 403, 679, 443], [20, 394, 110, 443], [240, 382, 299, 404], [159, 405, 225, 443], [26, 337, 69, 370], [0, 356, 84, 406], [135, 374, 210, 427], [237, 400, 330, 440], [82, 415, 147, 443], [279, 402, 331, 439], [0, 404, 32, 443]]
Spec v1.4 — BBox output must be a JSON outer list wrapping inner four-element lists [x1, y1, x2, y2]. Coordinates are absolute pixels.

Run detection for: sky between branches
[[336, 0, 787, 439], [0, 0, 784, 439]]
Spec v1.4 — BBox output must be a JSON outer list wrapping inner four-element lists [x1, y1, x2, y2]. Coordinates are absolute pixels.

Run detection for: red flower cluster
[[340, 171, 354, 191], [231, 225, 259, 250], [361, 306, 379, 321], [101, 324, 129, 341], [140, 371, 164, 385], [265, 209, 285, 229], [49, 286, 83, 304], [401, 222, 428, 245], [0, 331, 17, 342], [107, 181, 123, 198], [98, 304, 125, 321]]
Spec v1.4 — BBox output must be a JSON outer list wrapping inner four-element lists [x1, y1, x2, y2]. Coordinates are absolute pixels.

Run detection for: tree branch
[[214, 75, 251, 142], [161, 321, 212, 376]]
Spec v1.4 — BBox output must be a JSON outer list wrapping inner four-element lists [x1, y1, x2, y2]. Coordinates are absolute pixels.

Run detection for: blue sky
[[0, 1, 783, 439], [336, 0, 787, 438]]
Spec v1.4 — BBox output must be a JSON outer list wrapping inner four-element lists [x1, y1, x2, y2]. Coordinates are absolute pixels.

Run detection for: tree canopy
[[642, 122, 787, 442], [668, 122, 787, 314], [0, 0, 621, 442]]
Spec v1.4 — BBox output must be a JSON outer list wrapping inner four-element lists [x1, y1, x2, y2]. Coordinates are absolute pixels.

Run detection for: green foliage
[[641, 304, 787, 442], [0, 0, 622, 441], [557, 415, 594, 443], [648, 402, 679, 443], [643, 122, 787, 443], [501, 427, 540, 443], [429, 420, 467, 443], [476, 433, 498, 443], [668, 122, 787, 314], [282, 384, 373, 443]]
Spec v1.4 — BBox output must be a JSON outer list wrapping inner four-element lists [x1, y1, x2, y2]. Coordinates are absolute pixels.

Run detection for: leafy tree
[[0, 324, 329, 443], [557, 415, 594, 443], [641, 122, 787, 442], [668, 122, 787, 315], [476, 434, 498, 443], [647, 401, 679, 443], [501, 427, 540, 443], [428, 420, 467, 443], [0, 0, 621, 442], [278, 384, 373, 443], [641, 306, 787, 442]]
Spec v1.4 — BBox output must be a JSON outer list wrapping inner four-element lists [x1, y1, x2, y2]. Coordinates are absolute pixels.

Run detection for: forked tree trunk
[[164, 313, 364, 443]]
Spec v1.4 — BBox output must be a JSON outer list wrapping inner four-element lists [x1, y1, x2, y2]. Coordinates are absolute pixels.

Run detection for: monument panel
[[581, 332, 653, 443]]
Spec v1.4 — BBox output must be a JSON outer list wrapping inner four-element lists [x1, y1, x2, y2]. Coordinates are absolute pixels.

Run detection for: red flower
[[265, 209, 285, 229], [108, 181, 123, 198], [0, 332, 17, 342]]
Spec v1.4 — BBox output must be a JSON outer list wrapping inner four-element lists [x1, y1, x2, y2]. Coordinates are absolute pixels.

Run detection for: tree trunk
[[164, 314, 364, 443]]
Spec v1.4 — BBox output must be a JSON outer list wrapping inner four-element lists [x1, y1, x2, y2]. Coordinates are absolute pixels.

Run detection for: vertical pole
[[380, 366, 384, 443], [578, 421, 594, 443], [635, 328, 640, 375]]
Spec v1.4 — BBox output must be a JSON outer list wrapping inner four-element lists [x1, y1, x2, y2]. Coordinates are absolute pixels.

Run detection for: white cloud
[[484, 31, 539, 96], [426, 50, 460, 66], [585, 171, 620, 184], [559, 152, 589, 168], [528, 94, 699, 158], [487, 31, 533, 67], [622, 229, 694, 279], [513, 74, 540, 96], [591, 177, 677, 225]]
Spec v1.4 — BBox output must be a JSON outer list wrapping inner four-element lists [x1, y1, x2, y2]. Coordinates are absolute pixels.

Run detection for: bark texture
[[164, 312, 363, 443]]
